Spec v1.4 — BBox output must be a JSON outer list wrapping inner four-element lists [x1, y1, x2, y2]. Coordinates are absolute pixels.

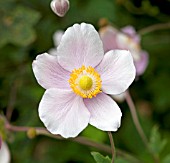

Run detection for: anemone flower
[[100, 25, 148, 76], [32, 23, 136, 138]]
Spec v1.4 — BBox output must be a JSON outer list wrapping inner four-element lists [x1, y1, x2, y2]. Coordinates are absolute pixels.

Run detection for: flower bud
[[27, 128, 36, 139], [50, 0, 70, 17], [98, 18, 109, 28]]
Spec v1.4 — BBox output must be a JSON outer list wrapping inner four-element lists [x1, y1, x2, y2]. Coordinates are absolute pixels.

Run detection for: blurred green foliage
[[0, 0, 170, 162], [149, 126, 167, 155], [0, 0, 40, 47]]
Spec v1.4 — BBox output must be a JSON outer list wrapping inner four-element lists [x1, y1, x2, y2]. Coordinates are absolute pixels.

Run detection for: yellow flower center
[[69, 65, 102, 98], [79, 76, 93, 90]]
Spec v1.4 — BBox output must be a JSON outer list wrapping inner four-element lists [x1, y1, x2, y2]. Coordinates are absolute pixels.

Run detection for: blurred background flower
[[48, 30, 64, 55], [99, 25, 149, 76], [99, 24, 149, 102]]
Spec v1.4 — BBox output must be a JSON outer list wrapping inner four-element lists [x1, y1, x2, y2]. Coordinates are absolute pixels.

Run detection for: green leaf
[[91, 152, 111, 163], [149, 126, 167, 155]]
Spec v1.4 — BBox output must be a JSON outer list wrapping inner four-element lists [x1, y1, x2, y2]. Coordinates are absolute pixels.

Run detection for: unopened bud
[[50, 0, 70, 17], [27, 128, 36, 139], [98, 18, 109, 28]]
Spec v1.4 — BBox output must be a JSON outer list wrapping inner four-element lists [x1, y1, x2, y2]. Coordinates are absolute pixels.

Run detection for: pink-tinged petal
[[57, 23, 104, 71], [99, 26, 119, 52], [39, 88, 90, 138], [121, 26, 136, 37], [135, 50, 149, 76], [96, 50, 136, 95], [32, 53, 70, 90], [116, 33, 141, 61], [121, 26, 140, 43], [84, 93, 122, 131]]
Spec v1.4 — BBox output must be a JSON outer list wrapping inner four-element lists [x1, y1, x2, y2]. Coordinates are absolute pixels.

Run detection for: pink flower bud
[[50, 0, 70, 17]]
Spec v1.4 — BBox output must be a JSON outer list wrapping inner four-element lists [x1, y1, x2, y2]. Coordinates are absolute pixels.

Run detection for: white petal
[[57, 23, 104, 71], [0, 142, 10, 163], [84, 93, 122, 131], [39, 88, 90, 138], [96, 50, 136, 95], [32, 53, 70, 90]]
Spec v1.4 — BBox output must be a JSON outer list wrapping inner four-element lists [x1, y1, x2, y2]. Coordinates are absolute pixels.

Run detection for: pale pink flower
[[32, 23, 136, 138], [50, 0, 70, 17], [100, 25, 149, 76]]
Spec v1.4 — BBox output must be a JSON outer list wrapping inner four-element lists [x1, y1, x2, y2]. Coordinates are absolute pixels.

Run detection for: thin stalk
[[5, 123, 141, 163], [125, 90, 149, 148], [138, 22, 170, 35], [108, 131, 115, 163], [125, 90, 160, 163]]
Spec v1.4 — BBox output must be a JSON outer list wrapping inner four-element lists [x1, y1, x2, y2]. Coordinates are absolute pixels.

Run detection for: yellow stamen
[[69, 65, 102, 98]]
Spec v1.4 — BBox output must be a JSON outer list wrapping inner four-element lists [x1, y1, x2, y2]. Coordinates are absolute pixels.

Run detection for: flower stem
[[125, 90, 161, 162], [138, 22, 170, 35], [5, 123, 141, 162], [125, 90, 149, 149], [108, 131, 115, 163]]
